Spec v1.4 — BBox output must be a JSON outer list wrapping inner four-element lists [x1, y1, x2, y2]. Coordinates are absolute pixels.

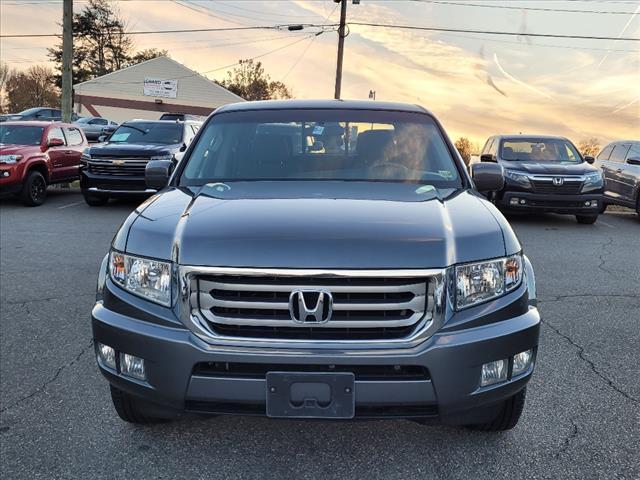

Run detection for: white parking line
[[57, 201, 84, 210]]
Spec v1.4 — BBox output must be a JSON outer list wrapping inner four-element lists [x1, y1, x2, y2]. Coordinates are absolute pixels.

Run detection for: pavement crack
[[555, 409, 581, 458], [538, 293, 639, 303], [0, 339, 94, 414], [3, 293, 95, 307], [596, 236, 615, 278], [542, 319, 638, 405]]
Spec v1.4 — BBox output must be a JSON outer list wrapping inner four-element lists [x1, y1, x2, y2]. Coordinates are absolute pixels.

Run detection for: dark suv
[[595, 140, 640, 216], [480, 135, 603, 224], [80, 119, 201, 205], [92, 100, 539, 430]]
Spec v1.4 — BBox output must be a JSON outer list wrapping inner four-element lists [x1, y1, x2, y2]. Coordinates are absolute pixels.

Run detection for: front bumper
[[496, 190, 603, 214], [92, 285, 540, 423], [80, 169, 156, 198]]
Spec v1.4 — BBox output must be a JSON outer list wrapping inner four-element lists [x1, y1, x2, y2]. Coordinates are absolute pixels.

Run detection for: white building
[[73, 56, 243, 123]]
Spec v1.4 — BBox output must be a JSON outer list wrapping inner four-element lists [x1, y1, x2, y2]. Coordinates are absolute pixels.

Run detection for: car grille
[[88, 158, 148, 177], [193, 274, 432, 340], [530, 177, 584, 194]]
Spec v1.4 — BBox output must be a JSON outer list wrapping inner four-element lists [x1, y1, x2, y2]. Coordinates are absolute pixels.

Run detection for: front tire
[[576, 214, 598, 224], [109, 385, 170, 424], [83, 193, 109, 206], [20, 171, 47, 206], [468, 387, 527, 432]]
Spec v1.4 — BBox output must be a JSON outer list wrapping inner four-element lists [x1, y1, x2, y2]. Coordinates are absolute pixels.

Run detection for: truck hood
[[89, 142, 178, 157], [500, 161, 597, 175], [122, 182, 517, 269], [0, 144, 42, 156]]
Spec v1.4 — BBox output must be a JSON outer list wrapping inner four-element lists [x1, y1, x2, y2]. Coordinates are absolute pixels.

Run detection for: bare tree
[[6, 65, 60, 112], [577, 138, 601, 157], [0, 62, 11, 113], [220, 59, 293, 101]]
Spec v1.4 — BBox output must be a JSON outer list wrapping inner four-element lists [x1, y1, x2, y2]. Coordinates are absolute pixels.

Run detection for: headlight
[[455, 253, 523, 310], [504, 170, 531, 188], [0, 154, 22, 164], [150, 154, 174, 162], [109, 250, 171, 306], [582, 172, 603, 192]]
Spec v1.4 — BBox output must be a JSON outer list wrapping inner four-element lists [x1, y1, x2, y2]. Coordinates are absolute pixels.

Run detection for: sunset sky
[[1, 0, 639, 146]]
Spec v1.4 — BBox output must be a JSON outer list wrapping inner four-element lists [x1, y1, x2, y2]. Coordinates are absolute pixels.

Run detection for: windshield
[[500, 138, 582, 163], [0, 125, 44, 146], [109, 123, 182, 145], [180, 109, 462, 188]]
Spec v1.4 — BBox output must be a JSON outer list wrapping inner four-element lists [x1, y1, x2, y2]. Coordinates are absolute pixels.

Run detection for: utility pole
[[61, 0, 73, 122], [333, 0, 348, 99]]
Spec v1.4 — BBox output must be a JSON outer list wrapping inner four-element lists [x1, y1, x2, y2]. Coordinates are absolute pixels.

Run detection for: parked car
[[0, 121, 87, 206], [595, 140, 640, 216], [479, 134, 603, 224], [80, 119, 202, 205], [3, 107, 79, 122], [74, 116, 118, 141], [91, 100, 540, 431], [159, 112, 206, 122]]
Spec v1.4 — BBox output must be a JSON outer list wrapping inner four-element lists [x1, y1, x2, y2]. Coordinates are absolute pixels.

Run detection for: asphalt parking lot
[[1, 189, 638, 480]]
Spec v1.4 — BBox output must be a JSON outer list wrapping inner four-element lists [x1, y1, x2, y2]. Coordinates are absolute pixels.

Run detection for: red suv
[[0, 121, 87, 206]]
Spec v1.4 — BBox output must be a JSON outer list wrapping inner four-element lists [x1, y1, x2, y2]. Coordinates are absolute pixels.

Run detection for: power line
[[349, 21, 640, 41], [408, 0, 640, 15]]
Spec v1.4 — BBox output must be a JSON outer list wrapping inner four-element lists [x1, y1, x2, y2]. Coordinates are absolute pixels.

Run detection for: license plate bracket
[[266, 372, 355, 419]]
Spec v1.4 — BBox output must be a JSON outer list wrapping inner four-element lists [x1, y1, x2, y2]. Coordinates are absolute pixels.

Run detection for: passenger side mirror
[[471, 162, 504, 192], [480, 153, 496, 163], [584, 155, 595, 164], [145, 160, 174, 190], [47, 137, 64, 148], [627, 157, 640, 166]]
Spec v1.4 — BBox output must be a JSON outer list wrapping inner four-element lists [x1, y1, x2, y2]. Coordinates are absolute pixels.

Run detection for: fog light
[[510, 198, 519, 206], [513, 349, 534, 376], [481, 359, 508, 387], [1, 171, 9, 178], [584, 201, 591, 207], [519, 199, 526, 205], [97, 343, 116, 370], [120, 353, 146, 380]]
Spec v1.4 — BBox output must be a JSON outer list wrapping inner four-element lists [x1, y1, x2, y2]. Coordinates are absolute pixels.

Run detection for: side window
[[92, 118, 108, 126], [610, 145, 631, 163], [37, 109, 52, 119], [47, 127, 65, 144], [625, 144, 640, 160], [488, 138, 498, 156], [64, 128, 84, 146], [481, 138, 493, 155], [597, 145, 614, 161]]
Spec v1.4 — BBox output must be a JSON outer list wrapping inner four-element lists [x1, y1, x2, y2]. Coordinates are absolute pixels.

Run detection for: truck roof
[[216, 99, 431, 115]]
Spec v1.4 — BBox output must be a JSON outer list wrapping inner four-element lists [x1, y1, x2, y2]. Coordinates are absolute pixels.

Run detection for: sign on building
[[143, 78, 178, 99]]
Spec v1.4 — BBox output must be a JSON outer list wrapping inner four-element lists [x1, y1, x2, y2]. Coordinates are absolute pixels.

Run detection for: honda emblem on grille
[[553, 177, 564, 186], [289, 290, 333, 324]]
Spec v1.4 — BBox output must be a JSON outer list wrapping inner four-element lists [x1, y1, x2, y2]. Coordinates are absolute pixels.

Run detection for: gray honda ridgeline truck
[[92, 100, 540, 431]]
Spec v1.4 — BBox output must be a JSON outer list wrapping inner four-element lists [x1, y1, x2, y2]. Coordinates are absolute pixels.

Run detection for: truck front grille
[[192, 274, 433, 341], [530, 177, 584, 194], [88, 159, 148, 177]]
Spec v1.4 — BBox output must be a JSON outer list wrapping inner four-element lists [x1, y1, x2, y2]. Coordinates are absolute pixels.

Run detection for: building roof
[[75, 56, 244, 107], [217, 99, 431, 114]]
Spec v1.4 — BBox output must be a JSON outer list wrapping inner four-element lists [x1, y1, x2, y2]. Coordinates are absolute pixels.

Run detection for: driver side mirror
[[627, 157, 640, 166], [471, 162, 504, 192], [480, 153, 496, 163], [584, 155, 595, 164], [47, 137, 64, 148], [145, 160, 174, 190]]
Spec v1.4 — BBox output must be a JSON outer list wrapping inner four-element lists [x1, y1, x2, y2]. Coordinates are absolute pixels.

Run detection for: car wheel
[[468, 387, 526, 432], [109, 385, 170, 424], [20, 171, 47, 206], [576, 214, 598, 224], [83, 193, 109, 206]]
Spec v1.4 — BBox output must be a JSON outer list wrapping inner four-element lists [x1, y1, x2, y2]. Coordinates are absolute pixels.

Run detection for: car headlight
[[109, 250, 171, 306], [455, 253, 523, 310], [582, 172, 603, 192], [150, 154, 174, 162], [0, 154, 22, 164], [504, 170, 531, 188]]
